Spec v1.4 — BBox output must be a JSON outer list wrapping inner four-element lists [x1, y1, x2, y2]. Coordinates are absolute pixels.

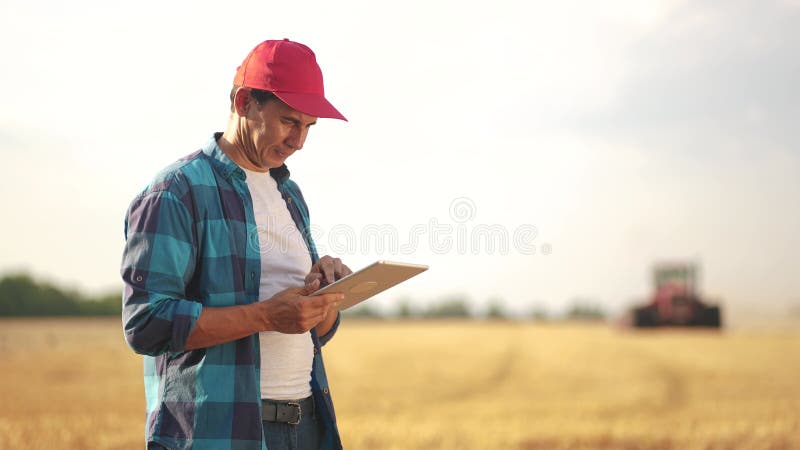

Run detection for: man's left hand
[[306, 255, 352, 291]]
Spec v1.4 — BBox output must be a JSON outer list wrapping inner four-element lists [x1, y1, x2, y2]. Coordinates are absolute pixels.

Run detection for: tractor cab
[[631, 263, 722, 328]]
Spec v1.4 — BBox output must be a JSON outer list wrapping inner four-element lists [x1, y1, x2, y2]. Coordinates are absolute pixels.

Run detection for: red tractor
[[630, 263, 722, 328]]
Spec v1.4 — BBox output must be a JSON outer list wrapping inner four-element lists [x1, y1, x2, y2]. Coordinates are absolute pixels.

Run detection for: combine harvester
[[628, 262, 722, 328]]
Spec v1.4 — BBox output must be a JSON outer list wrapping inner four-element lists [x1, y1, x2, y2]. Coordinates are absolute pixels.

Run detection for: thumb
[[301, 278, 321, 295]]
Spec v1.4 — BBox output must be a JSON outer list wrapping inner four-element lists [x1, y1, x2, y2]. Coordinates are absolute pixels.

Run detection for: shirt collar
[[203, 132, 291, 185]]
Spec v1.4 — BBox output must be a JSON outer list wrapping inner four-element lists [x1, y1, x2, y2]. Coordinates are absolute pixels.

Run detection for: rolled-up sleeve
[[121, 184, 201, 356]]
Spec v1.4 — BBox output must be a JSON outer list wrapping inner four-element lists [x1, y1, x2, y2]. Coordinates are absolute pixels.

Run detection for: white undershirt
[[243, 168, 314, 401]]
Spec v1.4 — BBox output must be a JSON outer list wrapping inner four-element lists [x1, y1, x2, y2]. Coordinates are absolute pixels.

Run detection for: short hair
[[229, 86, 277, 112]]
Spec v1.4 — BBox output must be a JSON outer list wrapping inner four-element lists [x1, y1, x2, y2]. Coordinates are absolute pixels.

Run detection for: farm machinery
[[629, 263, 722, 328]]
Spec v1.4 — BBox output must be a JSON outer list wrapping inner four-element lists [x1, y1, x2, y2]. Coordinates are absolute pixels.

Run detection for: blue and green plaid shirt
[[121, 134, 342, 450]]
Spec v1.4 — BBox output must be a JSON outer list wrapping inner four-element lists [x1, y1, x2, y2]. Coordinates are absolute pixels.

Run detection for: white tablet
[[312, 260, 428, 310]]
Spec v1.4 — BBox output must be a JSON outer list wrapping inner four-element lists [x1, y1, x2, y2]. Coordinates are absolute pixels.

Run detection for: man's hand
[[304, 255, 351, 338], [185, 286, 342, 350], [262, 286, 343, 334], [305, 255, 353, 290]]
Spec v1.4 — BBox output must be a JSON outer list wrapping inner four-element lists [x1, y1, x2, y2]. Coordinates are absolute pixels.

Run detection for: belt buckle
[[287, 402, 301, 426]]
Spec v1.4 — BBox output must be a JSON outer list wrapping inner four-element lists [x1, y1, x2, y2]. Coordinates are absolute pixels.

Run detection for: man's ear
[[233, 87, 252, 116]]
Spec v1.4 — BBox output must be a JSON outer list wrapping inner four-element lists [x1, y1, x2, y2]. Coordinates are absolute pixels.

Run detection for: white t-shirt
[[243, 168, 314, 401]]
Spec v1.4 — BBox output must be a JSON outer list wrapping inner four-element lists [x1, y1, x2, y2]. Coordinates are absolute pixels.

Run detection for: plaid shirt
[[121, 134, 342, 450]]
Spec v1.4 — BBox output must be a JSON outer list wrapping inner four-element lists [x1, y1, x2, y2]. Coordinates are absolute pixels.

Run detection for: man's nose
[[285, 127, 307, 151]]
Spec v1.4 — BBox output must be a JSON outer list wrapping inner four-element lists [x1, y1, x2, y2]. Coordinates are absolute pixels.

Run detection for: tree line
[[0, 273, 121, 316], [344, 295, 608, 321], [0, 273, 610, 321]]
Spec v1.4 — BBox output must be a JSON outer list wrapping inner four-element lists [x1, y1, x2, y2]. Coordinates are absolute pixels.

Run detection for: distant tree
[[565, 300, 607, 321], [530, 306, 549, 322], [0, 273, 79, 316], [394, 298, 414, 319], [78, 292, 123, 315], [424, 295, 471, 319], [344, 304, 382, 319], [0, 273, 122, 317], [486, 297, 506, 320]]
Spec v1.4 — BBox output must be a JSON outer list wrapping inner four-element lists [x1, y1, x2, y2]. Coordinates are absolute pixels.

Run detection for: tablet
[[312, 260, 428, 310]]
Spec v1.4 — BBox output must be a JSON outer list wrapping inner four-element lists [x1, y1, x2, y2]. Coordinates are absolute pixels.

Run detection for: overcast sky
[[1, 0, 798, 322]]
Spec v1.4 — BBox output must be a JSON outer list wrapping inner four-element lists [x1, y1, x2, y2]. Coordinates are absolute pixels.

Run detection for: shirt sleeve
[[121, 183, 202, 356]]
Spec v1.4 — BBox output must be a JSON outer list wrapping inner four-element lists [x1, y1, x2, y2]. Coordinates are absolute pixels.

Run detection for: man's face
[[239, 94, 317, 170]]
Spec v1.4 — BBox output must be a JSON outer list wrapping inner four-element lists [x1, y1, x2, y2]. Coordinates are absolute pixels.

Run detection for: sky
[[1, 0, 798, 323]]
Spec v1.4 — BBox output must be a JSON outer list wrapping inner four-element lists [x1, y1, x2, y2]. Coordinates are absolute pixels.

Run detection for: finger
[[281, 286, 306, 296], [303, 304, 334, 330], [302, 278, 320, 295], [312, 306, 330, 325], [301, 310, 324, 328], [316, 255, 332, 269], [341, 264, 353, 277], [322, 262, 335, 285], [320, 302, 338, 321], [318, 256, 338, 283], [332, 258, 344, 279], [314, 310, 329, 328], [309, 292, 343, 308], [305, 272, 323, 285]]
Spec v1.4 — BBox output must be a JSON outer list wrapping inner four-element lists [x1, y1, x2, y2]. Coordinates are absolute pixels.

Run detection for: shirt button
[[323, 388, 329, 395], [135, 275, 143, 282], [313, 347, 318, 354]]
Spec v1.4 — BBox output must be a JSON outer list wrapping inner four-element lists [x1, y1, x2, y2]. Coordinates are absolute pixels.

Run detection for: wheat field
[[0, 318, 798, 449]]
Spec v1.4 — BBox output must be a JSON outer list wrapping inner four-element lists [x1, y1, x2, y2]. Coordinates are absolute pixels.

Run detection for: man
[[121, 39, 350, 450]]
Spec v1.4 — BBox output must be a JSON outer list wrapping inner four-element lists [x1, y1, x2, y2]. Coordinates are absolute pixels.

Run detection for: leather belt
[[261, 396, 314, 426]]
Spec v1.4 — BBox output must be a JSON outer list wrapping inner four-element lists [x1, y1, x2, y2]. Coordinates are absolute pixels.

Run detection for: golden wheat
[[0, 318, 798, 449]]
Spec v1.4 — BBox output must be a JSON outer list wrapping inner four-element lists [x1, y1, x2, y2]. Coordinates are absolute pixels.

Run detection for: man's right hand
[[261, 286, 343, 334], [185, 285, 342, 350]]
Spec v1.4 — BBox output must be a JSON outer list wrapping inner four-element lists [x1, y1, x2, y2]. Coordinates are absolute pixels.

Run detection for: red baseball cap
[[234, 39, 347, 121]]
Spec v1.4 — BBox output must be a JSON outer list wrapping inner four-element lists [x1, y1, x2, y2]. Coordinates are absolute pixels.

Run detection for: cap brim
[[273, 92, 347, 121]]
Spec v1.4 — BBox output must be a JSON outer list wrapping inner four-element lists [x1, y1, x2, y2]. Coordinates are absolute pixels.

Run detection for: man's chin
[[266, 158, 287, 168], [269, 150, 291, 166]]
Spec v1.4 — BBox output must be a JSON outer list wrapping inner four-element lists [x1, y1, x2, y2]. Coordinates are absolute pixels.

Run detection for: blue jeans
[[262, 397, 321, 450]]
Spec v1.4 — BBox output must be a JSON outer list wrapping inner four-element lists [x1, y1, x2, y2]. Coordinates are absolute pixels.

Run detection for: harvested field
[[0, 318, 798, 449]]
